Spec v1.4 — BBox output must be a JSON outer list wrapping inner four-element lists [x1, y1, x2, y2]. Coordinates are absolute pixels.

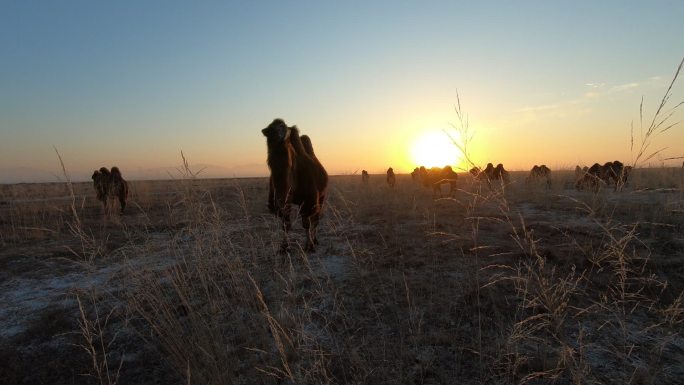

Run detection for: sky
[[1, 1, 684, 182]]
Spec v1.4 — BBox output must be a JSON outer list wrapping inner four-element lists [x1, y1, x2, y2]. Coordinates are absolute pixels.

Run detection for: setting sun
[[410, 130, 461, 168]]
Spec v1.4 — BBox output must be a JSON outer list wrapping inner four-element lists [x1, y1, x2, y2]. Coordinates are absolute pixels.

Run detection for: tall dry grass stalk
[[631, 56, 684, 167], [447, 90, 478, 171], [76, 292, 124, 385], [53, 146, 81, 228]]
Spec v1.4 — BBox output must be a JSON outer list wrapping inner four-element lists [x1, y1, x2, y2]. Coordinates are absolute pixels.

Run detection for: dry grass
[[1, 166, 683, 384]]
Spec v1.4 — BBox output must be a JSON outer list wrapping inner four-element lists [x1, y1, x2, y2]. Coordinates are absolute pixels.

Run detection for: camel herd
[[87, 118, 635, 255], [374, 161, 631, 193]]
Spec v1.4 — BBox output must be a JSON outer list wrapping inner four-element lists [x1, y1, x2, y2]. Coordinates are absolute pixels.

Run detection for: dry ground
[[1, 168, 683, 384]]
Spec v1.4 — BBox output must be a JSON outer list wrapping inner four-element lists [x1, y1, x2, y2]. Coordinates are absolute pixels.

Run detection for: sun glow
[[410, 130, 461, 168]]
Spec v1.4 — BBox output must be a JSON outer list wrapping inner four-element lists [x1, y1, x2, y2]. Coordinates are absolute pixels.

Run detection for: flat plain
[[1, 168, 683, 384]]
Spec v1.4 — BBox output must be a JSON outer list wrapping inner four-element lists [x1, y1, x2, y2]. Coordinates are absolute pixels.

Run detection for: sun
[[410, 130, 461, 168]]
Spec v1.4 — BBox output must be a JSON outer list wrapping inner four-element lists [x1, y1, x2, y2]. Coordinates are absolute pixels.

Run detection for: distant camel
[[91, 166, 128, 214], [493, 163, 510, 184], [411, 167, 420, 182], [91, 167, 110, 210], [386, 167, 396, 188], [603, 160, 632, 191], [109, 167, 129, 214], [575, 161, 632, 192], [421, 165, 459, 197], [575, 163, 604, 192], [471, 163, 508, 188], [262, 118, 328, 252], [469, 166, 483, 179], [361, 170, 369, 184], [469, 164, 492, 180], [526, 164, 551, 189]]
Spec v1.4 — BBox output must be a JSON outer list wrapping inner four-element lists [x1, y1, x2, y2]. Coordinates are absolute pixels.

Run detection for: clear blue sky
[[1, 1, 683, 182]]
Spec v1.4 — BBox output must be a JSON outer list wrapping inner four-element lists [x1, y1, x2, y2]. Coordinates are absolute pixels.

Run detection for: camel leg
[[278, 204, 292, 253], [267, 178, 277, 214], [301, 212, 318, 252], [310, 211, 321, 246], [301, 200, 321, 251]]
